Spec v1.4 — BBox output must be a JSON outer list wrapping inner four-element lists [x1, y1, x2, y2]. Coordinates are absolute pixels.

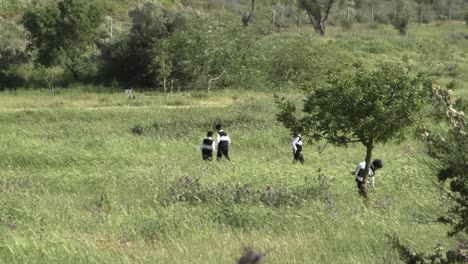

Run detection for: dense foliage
[[22, 0, 105, 81], [427, 85, 467, 237], [0, 0, 467, 90], [392, 86, 468, 263]]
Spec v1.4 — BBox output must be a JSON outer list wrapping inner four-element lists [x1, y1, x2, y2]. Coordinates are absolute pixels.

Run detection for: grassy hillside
[[0, 88, 458, 263]]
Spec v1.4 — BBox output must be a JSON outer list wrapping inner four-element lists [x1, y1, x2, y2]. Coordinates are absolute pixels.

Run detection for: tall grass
[[0, 88, 458, 263]]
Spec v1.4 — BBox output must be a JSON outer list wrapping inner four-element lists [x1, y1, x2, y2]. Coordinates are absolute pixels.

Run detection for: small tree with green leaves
[[275, 62, 431, 201], [151, 39, 173, 98]]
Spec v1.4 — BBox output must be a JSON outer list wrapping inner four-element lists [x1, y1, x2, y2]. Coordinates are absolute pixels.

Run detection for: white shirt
[[200, 137, 216, 151], [216, 130, 231, 146], [292, 136, 302, 152], [353, 162, 376, 187]]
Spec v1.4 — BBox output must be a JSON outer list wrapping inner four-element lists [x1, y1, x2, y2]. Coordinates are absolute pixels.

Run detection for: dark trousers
[[202, 149, 213, 161], [293, 149, 304, 164], [217, 142, 230, 161], [356, 178, 364, 189]]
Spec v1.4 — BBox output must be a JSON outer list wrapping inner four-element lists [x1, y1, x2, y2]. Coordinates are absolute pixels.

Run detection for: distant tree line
[[0, 0, 467, 90]]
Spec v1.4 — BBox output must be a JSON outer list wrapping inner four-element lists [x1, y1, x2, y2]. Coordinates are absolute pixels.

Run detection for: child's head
[[207, 131, 213, 137], [372, 159, 383, 170], [215, 123, 222, 131]]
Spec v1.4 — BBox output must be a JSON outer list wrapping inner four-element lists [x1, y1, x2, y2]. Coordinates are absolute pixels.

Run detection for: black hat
[[372, 159, 383, 169]]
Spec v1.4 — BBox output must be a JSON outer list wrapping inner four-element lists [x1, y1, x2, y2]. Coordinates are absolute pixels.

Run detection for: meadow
[[0, 21, 467, 263], [0, 87, 458, 263]]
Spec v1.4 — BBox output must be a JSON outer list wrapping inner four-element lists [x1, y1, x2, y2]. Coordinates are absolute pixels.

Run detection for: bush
[[0, 48, 29, 89], [340, 19, 353, 30], [131, 124, 144, 135], [389, 0, 412, 35]]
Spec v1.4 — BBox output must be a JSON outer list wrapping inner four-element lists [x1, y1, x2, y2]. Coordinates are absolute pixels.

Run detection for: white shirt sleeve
[[370, 176, 375, 188], [212, 141, 216, 151], [217, 131, 231, 146], [353, 162, 366, 175], [292, 137, 299, 152]]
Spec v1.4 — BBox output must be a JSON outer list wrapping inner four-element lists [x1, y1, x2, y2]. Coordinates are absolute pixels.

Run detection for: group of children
[[200, 127, 383, 190], [200, 124, 231, 161]]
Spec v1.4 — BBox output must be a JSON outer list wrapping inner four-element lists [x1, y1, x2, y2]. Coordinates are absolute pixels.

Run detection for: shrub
[[0, 48, 29, 89], [131, 124, 144, 135], [389, 0, 412, 35], [340, 19, 353, 30]]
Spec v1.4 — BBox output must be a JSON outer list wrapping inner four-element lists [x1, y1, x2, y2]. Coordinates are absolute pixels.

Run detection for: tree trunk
[[304, 9, 326, 35], [170, 79, 173, 98], [299, 12, 302, 28], [317, 22, 325, 36], [419, 8, 422, 25], [371, 6, 374, 25], [272, 9, 276, 28], [360, 138, 374, 204], [163, 77, 167, 103], [65, 64, 79, 81], [110, 17, 113, 39]]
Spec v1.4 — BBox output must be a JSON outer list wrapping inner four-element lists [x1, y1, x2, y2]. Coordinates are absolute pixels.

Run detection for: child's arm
[[292, 137, 298, 152]]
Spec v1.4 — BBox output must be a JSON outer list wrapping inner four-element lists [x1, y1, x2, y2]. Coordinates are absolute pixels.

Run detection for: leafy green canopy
[[276, 62, 431, 147], [22, 0, 104, 80]]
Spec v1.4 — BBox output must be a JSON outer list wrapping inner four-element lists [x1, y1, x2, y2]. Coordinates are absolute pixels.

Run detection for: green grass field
[[0, 87, 458, 263]]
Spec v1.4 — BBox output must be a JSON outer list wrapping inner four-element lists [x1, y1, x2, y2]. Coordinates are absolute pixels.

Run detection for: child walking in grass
[[215, 124, 231, 161], [351, 159, 383, 189], [200, 131, 216, 161], [292, 133, 304, 164]]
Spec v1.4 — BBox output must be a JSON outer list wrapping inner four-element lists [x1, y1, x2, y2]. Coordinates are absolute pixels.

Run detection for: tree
[[0, 48, 29, 89], [338, 0, 356, 29], [388, 0, 412, 35], [465, 9, 468, 26], [298, 0, 336, 35], [414, 0, 434, 24], [151, 38, 173, 97], [22, 0, 104, 81], [275, 62, 431, 200], [101, 1, 190, 87], [242, 0, 255, 26]]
